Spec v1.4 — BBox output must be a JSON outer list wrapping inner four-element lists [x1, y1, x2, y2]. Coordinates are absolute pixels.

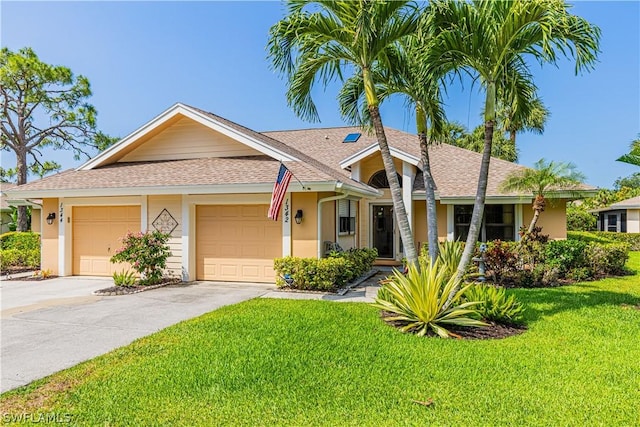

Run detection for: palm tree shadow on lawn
[[516, 285, 640, 323]]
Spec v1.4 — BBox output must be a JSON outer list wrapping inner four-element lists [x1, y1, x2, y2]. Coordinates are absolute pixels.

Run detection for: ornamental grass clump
[[463, 284, 525, 325], [372, 260, 486, 338], [110, 231, 171, 285]]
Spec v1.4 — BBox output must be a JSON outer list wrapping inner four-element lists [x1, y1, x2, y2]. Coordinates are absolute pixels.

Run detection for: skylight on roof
[[343, 133, 361, 143]]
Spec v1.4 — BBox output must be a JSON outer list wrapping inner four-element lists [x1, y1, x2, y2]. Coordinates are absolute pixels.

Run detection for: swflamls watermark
[[1, 412, 73, 424]]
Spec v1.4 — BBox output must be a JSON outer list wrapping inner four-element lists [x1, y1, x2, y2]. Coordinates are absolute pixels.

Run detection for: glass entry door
[[372, 205, 394, 258]]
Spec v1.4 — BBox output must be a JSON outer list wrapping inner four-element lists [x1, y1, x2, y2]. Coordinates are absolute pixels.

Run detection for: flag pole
[[280, 161, 309, 191]]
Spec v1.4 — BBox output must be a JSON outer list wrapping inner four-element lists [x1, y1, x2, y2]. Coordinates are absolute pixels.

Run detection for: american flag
[[268, 163, 293, 220]]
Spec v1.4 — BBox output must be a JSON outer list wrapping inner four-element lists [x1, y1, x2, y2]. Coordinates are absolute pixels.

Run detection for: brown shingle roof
[[1, 183, 16, 210], [8, 156, 338, 194], [264, 126, 565, 198]]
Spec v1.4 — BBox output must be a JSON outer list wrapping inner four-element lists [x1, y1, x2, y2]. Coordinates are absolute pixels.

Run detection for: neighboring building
[[6, 103, 594, 282], [1, 182, 42, 234], [593, 196, 640, 233], [0, 182, 15, 234]]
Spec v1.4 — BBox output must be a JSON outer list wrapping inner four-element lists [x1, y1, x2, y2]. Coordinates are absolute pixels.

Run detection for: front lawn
[[2, 254, 640, 426]]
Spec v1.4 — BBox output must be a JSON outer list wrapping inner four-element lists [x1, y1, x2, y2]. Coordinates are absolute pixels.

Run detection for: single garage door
[[73, 206, 141, 276], [196, 205, 280, 283]]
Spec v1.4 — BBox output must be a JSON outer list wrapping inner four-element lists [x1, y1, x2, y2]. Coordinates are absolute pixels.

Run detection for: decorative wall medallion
[[152, 209, 178, 234]]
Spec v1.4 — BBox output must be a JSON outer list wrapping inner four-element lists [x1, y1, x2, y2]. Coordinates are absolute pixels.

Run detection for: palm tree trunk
[[527, 195, 546, 233], [528, 209, 541, 233], [369, 105, 418, 266], [455, 118, 494, 282], [417, 108, 439, 264]]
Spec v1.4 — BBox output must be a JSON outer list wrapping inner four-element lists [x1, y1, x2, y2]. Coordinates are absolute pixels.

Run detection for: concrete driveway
[[0, 277, 273, 393]]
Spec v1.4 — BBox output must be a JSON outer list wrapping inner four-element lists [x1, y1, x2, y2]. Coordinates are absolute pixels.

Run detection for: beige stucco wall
[[291, 192, 320, 258], [522, 200, 567, 239], [147, 195, 182, 277], [40, 198, 59, 274], [359, 154, 403, 186], [31, 209, 41, 233], [413, 201, 449, 251], [119, 116, 261, 163], [627, 209, 640, 233]]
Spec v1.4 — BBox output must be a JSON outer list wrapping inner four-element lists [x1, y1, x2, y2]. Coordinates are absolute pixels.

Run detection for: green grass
[[2, 254, 640, 426]]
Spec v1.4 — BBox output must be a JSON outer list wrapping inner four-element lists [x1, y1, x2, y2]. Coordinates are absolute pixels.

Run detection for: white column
[[58, 198, 66, 276], [402, 161, 415, 232], [141, 195, 148, 232], [351, 163, 361, 182], [447, 204, 454, 241], [515, 204, 523, 241], [282, 194, 292, 256], [181, 195, 194, 281]]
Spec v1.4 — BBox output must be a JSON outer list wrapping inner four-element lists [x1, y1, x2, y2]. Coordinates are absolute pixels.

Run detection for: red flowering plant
[[110, 230, 172, 285]]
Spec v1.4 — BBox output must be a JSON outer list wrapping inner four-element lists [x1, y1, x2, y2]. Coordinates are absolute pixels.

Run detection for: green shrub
[[463, 284, 525, 325], [568, 267, 592, 282], [275, 248, 377, 291], [274, 257, 351, 291], [544, 240, 587, 274], [113, 270, 138, 287], [110, 231, 171, 285], [0, 232, 41, 271], [0, 249, 21, 270], [0, 231, 40, 251], [372, 261, 486, 338], [585, 242, 630, 277], [483, 240, 519, 285], [327, 248, 377, 282], [566, 204, 597, 231]]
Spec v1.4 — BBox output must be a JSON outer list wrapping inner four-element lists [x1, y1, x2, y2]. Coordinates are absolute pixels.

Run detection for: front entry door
[[372, 205, 394, 258]]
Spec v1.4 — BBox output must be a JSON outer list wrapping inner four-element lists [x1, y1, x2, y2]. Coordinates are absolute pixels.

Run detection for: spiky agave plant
[[373, 260, 486, 338], [437, 240, 464, 279]]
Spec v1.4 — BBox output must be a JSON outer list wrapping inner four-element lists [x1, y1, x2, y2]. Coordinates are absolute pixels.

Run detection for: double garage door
[[72, 205, 279, 283]]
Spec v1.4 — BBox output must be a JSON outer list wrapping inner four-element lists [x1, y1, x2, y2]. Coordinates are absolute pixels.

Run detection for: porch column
[[446, 204, 454, 241], [402, 161, 416, 232], [515, 204, 523, 241], [58, 198, 66, 276], [351, 163, 361, 182], [282, 193, 292, 256], [181, 195, 195, 281]]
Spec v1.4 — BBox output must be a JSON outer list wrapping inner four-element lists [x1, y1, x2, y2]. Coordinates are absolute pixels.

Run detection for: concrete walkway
[[1, 277, 273, 392], [262, 269, 387, 303]]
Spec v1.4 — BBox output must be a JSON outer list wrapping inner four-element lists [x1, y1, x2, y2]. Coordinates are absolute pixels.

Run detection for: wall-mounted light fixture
[[46, 212, 56, 225], [294, 209, 303, 225]]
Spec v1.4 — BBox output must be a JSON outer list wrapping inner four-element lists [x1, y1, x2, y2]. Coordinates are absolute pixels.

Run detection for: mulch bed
[[381, 311, 526, 340], [7, 275, 59, 281], [94, 278, 181, 296]]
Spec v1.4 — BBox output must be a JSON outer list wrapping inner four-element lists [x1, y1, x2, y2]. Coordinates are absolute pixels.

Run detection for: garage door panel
[[196, 205, 279, 283], [73, 206, 140, 276]]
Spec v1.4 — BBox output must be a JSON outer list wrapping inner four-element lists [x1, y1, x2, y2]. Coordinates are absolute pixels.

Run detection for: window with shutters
[[338, 199, 357, 235]]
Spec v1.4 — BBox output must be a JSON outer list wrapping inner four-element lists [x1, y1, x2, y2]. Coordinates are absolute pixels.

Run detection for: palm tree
[[426, 0, 600, 284], [337, 24, 447, 264], [268, 0, 421, 265], [499, 97, 550, 150], [501, 159, 585, 233], [445, 123, 518, 163], [617, 134, 640, 167]]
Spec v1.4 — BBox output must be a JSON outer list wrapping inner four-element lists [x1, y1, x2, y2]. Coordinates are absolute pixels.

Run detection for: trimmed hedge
[[0, 232, 41, 271], [274, 248, 377, 291], [568, 231, 640, 251]]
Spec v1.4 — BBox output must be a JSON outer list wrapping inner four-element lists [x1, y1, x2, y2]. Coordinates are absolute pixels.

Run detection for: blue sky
[[2, 1, 639, 188]]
